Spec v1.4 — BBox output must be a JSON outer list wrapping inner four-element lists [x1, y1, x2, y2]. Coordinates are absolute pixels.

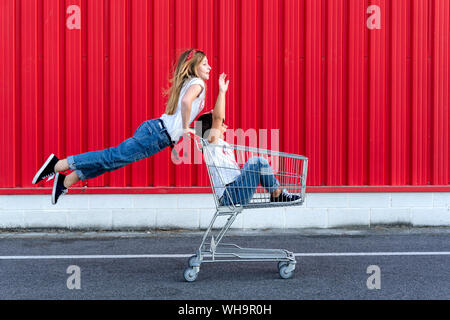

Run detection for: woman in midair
[[32, 49, 223, 204]]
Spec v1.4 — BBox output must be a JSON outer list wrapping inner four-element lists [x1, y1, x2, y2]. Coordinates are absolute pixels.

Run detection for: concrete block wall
[[0, 192, 450, 230]]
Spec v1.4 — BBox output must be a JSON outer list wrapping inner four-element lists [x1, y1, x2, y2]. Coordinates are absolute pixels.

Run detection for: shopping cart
[[183, 134, 308, 282]]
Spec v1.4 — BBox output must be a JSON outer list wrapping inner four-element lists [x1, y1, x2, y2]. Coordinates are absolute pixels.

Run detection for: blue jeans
[[67, 119, 171, 180], [220, 156, 280, 206]]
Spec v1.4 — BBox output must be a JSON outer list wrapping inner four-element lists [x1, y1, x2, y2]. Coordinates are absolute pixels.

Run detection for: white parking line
[[0, 254, 191, 260], [0, 252, 449, 260]]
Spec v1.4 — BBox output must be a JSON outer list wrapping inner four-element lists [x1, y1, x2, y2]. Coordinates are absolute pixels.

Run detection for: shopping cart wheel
[[188, 255, 201, 267], [184, 267, 198, 282], [277, 261, 289, 271], [279, 264, 295, 279]]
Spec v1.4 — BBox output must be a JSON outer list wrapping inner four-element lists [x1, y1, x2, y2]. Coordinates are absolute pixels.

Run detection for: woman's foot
[[270, 189, 301, 203], [32, 154, 59, 184], [52, 173, 68, 205]]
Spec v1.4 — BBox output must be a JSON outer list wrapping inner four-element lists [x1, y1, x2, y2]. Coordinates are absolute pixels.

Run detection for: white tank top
[[204, 139, 241, 198], [160, 77, 206, 143]]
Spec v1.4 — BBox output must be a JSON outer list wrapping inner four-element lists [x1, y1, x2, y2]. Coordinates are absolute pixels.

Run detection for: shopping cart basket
[[183, 134, 308, 282]]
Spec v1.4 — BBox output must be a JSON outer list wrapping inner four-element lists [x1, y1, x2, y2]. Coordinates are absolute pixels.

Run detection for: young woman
[[195, 73, 300, 206], [32, 49, 215, 204]]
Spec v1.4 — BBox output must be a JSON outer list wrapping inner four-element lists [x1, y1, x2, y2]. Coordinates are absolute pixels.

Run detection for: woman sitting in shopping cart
[[195, 73, 301, 207]]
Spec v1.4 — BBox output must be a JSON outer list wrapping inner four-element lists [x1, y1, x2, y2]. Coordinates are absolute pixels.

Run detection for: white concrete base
[[1, 192, 450, 230]]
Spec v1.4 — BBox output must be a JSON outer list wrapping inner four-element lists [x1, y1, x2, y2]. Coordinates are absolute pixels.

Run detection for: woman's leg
[[67, 119, 170, 182], [222, 171, 259, 206], [50, 119, 170, 189], [249, 157, 301, 203], [272, 188, 282, 198], [63, 172, 81, 188], [54, 159, 69, 172], [222, 156, 280, 206], [246, 156, 280, 193], [252, 157, 282, 197]]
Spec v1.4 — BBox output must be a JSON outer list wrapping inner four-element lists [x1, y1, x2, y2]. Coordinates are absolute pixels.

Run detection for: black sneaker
[[32, 154, 59, 184], [52, 172, 68, 205], [270, 189, 301, 203]]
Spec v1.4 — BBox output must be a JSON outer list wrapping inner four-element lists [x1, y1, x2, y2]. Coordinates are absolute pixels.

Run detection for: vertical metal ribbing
[[2, 1, 449, 192]]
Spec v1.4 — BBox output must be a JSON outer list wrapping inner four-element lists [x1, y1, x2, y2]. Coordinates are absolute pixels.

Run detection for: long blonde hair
[[164, 49, 206, 115]]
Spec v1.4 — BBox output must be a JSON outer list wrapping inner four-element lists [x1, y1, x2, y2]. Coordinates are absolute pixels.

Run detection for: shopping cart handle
[[187, 129, 196, 137], [186, 129, 205, 151]]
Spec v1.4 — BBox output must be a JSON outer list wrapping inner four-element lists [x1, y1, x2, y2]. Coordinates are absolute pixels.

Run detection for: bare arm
[[181, 84, 203, 133], [208, 73, 229, 144]]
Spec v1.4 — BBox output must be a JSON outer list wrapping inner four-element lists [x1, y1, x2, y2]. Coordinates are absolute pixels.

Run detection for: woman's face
[[197, 57, 211, 81]]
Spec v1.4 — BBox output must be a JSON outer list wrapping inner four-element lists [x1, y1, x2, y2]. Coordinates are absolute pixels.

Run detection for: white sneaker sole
[[51, 172, 59, 205], [32, 153, 56, 184]]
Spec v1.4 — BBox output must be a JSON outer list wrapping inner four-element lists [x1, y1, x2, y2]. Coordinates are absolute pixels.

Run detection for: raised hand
[[219, 73, 230, 93]]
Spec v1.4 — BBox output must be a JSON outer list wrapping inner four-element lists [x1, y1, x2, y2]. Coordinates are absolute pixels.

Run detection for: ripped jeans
[[220, 156, 280, 206]]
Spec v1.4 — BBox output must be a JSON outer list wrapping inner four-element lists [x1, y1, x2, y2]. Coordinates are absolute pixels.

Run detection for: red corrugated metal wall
[[1, 0, 449, 194]]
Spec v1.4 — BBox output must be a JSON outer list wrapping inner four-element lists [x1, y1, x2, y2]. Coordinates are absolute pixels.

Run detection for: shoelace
[[282, 191, 298, 200], [283, 192, 294, 199]]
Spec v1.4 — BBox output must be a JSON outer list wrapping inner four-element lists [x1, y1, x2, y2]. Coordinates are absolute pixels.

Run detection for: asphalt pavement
[[0, 227, 449, 300]]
